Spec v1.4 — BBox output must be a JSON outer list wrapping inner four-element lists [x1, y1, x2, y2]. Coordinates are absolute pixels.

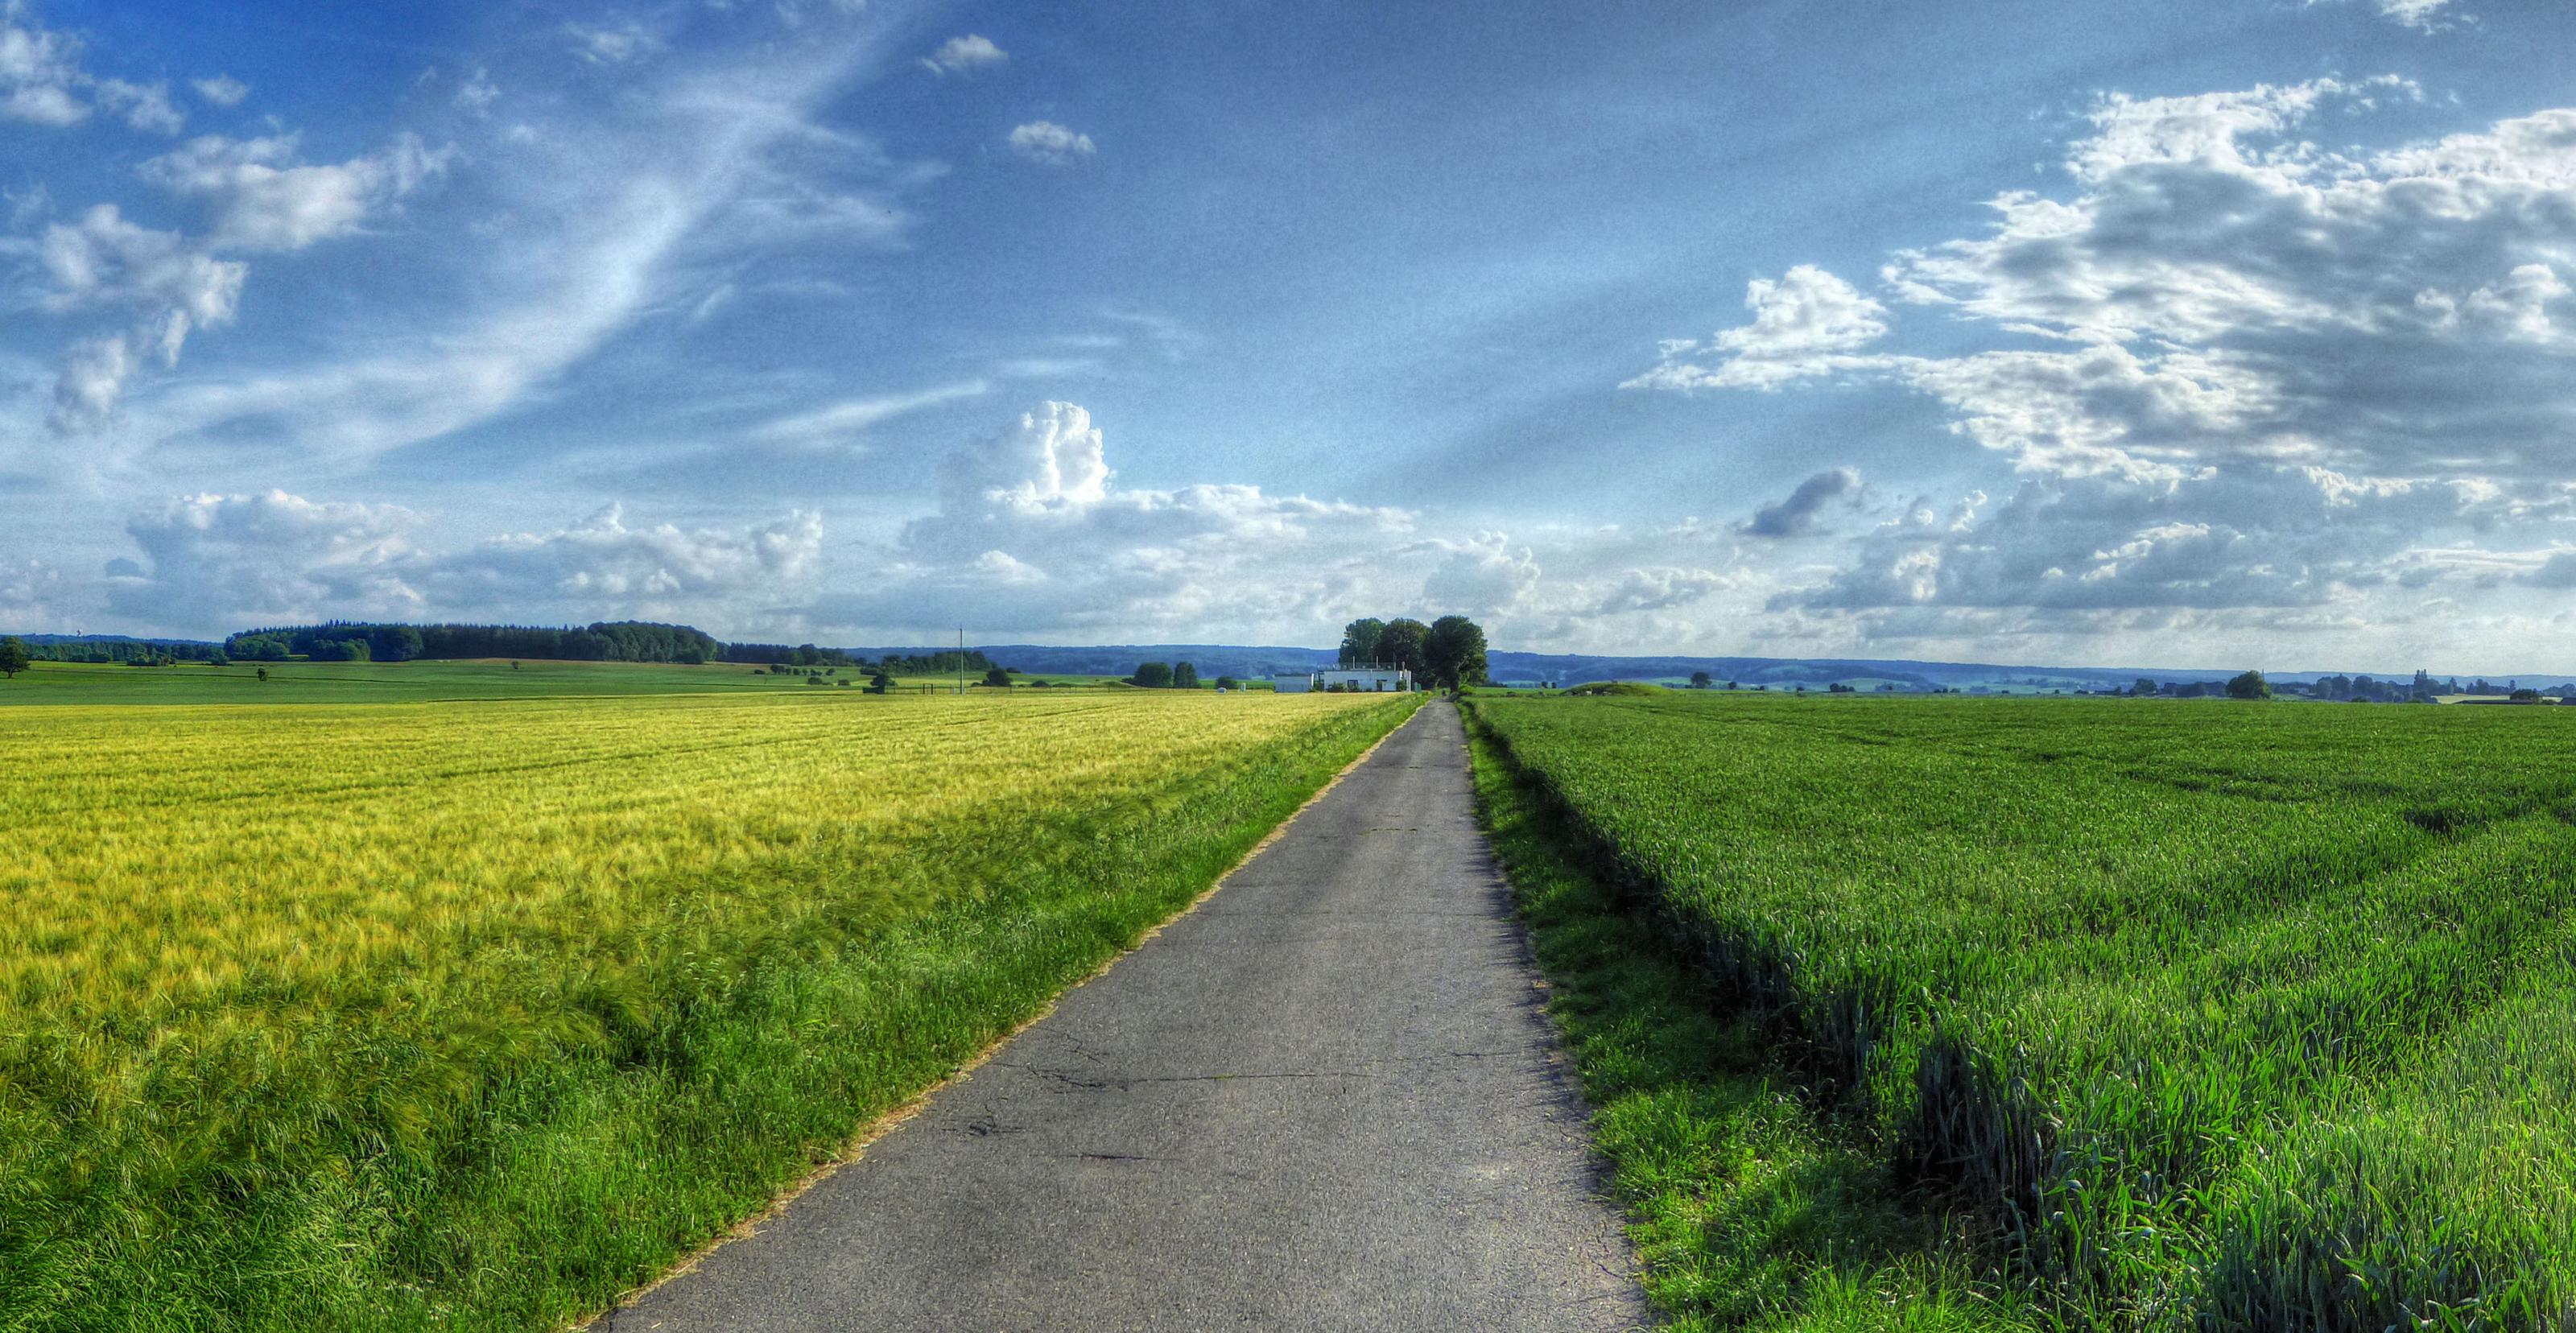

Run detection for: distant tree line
[[19, 638, 228, 665], [1336, 615, 1488, 688], [723, 642, 858, 666], [225, 621, 723, 664]]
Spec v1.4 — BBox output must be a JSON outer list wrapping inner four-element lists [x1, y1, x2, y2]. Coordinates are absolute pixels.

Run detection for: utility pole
[[956, 626, 965, 696]]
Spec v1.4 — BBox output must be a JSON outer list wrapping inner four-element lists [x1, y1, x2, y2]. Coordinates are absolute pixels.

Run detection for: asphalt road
[[598, 701, 1647, 1332]]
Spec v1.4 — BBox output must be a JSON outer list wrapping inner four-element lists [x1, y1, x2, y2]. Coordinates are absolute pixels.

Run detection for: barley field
[[0, 687, 1415, 1331], [1471, 691, 2576, 1331]]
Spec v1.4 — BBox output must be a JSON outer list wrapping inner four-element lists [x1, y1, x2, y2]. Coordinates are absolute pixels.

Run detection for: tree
[[2132, 678, 2157, 696], [867, 670, 893, 694], [1213, 675, 1238, 691], [256, 666, 269, 683], [1338, 617, 1386, 667], [982, 666, 1013, 688], [2225, 670, 2273, 700], [0, 636, 27, 679], [2511, 687, 2543, 704], [1376, 618, 1430, 679], [1422, 616, 1488, 689], [1131, 662, 1174, 688], [1173, 662, 1200, 689], [1690, 671, 1713, 689]]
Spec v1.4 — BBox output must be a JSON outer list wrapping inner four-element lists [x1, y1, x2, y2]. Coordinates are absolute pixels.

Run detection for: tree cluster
[[1335, 614, 1488, 688]]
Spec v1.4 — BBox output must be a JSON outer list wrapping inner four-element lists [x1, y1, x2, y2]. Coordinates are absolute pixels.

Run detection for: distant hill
[[10, 627, 2564, 694], [873, 645, 2572, 693]]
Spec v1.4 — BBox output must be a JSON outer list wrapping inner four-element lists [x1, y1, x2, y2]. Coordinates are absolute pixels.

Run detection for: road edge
[[572, 697, 1427, 1329]]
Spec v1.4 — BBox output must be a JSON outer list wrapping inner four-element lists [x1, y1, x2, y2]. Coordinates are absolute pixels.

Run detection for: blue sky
[[4, 0, 2574, 671]]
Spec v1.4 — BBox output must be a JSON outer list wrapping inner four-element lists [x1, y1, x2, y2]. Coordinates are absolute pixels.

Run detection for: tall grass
[[0, 690, 1415, 1331], [1471, 693, 2576, 1330]]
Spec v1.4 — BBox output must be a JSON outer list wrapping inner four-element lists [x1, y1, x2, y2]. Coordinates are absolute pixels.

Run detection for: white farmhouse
[[1273, 666, 1414, 693]]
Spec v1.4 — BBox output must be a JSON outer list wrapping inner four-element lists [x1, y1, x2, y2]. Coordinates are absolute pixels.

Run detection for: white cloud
[[22, 204, 246, 428], [103, 491, 824, 633], [1007, 121, 1095, 167], [113, 23, 923, 461], [420, 504, 822, 609], [2314, 0, 2460, 31], [32, 204, 246, 322], [92, 77, 182, 134], [48, 332, 137, 433], [1628, 77, 2576, 656], [1623, 265, 1887, 390], [0, 2, 89, 126], [190, 74, 248, 107], [453, 68, 499, 115], [808, 402, 1419, 637], [1422, 534, 1543, 616], [792, 402, 1779, 650], [565, 23, 659, 65], [139, 132, 455, 251], [0, 4, 193, 131], [0, 555, 61, 620], [920, 35, 1005, 76], [108, 490, 427, 626], [749, 379, 990, 444]]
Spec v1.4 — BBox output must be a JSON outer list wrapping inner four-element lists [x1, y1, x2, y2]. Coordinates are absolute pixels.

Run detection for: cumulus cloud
[[23, 204, 246, 428], [0, 555, 61, 619], [419, 505, 822, 611], [1007, 121, 1095, 166], [784, 402, 1781, 650], [1632, 76, 2576, 650], [190, 74, 248, 107], [0, 2, 89, 126], [1768, 464, 2546, 633], [1624, 265, 1887, 390], [1744, 467, 1862, 538], [102, 491, 825, 633], [1422, 534, 1543, 615], [92, 77, 182, 134], [138, 132, 455, 251], [920, 35, 1005, 76], [0, 4, 188, 130], [108, 490, 427, 626], [804, 402, 1418, 637], [12, 130, 441, 429]]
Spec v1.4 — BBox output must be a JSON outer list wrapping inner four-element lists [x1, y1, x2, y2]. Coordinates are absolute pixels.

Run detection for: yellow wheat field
[[2, 691, 1391, 1041], [0, 688, 1413, 1331]]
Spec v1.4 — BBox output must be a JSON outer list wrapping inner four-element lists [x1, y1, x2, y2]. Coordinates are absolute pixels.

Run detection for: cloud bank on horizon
[[1, 0, 2571, 671]]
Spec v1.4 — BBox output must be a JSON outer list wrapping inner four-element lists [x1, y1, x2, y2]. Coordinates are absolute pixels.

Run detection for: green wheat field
[[1472, 690, 2574, 1331]]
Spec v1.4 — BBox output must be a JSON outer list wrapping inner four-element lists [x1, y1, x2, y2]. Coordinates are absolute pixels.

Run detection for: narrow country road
[[598, 702, 1647, 1332]]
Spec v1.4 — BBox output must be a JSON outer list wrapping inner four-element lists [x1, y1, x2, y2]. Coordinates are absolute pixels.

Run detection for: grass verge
[[1463, 708, 2033, 1332]]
